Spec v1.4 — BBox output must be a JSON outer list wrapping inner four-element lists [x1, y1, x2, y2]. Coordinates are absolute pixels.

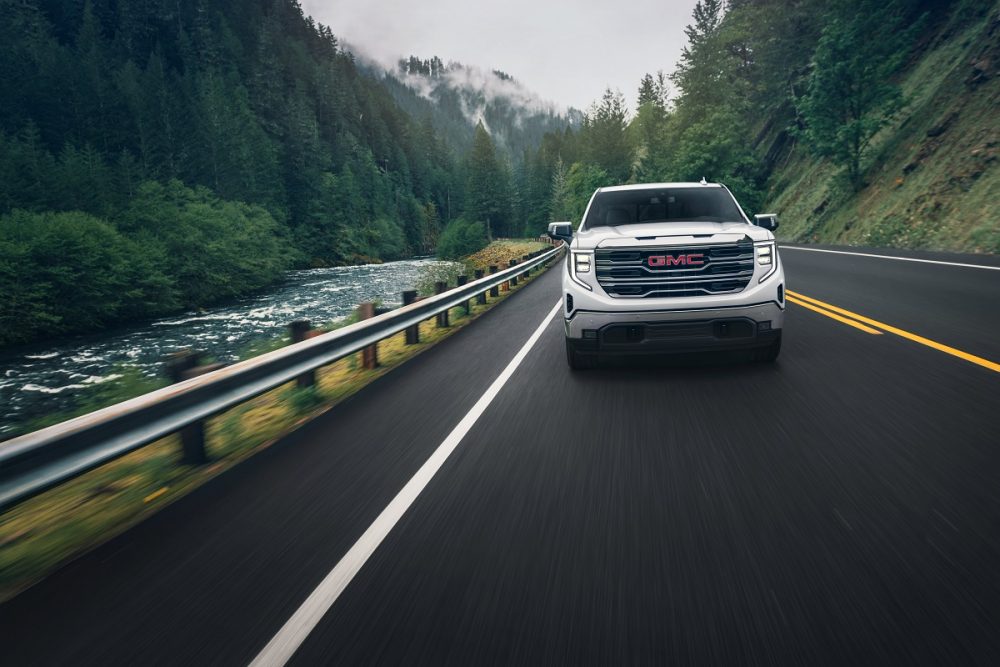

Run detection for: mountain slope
[[767, 3, 1000, 253]]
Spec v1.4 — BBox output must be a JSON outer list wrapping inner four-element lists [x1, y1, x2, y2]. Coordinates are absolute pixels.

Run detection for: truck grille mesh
[[594, 239, 755, 298]]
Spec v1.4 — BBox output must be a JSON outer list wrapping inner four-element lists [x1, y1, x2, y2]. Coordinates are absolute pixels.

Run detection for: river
[[0, 258, 457, 437]]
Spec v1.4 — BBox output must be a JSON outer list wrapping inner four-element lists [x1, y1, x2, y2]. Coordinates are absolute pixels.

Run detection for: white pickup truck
[[548, 182, 785, 369]]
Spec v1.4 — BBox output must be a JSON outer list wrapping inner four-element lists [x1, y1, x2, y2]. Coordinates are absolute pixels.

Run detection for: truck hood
[[573, 221, 773, 250]]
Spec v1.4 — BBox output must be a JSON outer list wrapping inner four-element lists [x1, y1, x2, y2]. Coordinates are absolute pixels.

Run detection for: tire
[[752, 331, 782, 362], [566, 339, 598, 370]]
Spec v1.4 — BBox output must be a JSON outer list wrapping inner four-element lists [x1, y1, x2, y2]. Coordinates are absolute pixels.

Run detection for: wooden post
[[165, 350, 200, 384], [165, 351, 208, 464], [509, 259, 518, 288], [435, 281, 449, 327], [403, 290, 419, 344], [289, 320, 316, 388], [356, 303, 379, 369], [457, 275, 470, 315], [489, 266, 499, 297], [475, 269, 486, 305], [522, 254, 531, 276]]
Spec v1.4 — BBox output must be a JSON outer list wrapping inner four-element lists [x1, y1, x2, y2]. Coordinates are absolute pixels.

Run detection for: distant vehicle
[[548, 182, 784, 369]]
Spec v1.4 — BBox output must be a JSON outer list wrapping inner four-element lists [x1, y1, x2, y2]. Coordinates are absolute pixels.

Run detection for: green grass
[[768, 2, 1000, 254], [0, 240, 551, 602]]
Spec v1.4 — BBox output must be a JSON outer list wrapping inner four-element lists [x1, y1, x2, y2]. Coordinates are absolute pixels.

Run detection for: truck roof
[[597, 182, 722, 192]]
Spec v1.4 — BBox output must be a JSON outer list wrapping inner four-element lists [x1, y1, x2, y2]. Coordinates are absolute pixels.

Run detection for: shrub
[[436, 218, 488, 260]]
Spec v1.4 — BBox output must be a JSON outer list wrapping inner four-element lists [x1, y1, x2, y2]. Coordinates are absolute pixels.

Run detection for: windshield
[[583, 187, 746, 229]]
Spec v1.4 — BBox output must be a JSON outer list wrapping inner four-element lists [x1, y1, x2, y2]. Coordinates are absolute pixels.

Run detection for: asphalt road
[[2, 244, 999, 665]]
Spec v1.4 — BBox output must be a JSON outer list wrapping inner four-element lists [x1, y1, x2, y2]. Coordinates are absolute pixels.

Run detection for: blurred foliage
[[436, 218, 489, 260]]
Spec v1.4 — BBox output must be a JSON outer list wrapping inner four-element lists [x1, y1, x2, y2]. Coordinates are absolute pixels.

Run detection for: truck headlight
[[755, 242, 777, 283], [568, 252, 593, 291], [756, 243, 773, 266]]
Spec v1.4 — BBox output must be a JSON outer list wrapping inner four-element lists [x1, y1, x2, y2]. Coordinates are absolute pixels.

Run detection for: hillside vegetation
[[769, 5, 1000, 252], [515, 0, 998, 255]]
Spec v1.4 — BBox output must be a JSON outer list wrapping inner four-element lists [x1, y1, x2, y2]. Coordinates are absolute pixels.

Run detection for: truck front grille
[[595, 239, 755, 298]]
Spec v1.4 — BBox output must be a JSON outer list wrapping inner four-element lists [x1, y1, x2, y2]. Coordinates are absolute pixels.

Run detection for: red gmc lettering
[[648, 253, 705, 267]]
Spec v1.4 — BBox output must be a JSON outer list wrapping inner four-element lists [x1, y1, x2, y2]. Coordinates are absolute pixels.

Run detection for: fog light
[[583, 329, 598, 339]]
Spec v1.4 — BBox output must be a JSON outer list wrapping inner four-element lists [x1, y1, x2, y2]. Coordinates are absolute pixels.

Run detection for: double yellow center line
[[785, 289, 1000, 374]]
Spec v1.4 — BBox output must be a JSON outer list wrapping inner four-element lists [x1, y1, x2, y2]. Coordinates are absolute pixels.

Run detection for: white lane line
[[250, 299, 564, 667], [779, 245, 1000, 271]]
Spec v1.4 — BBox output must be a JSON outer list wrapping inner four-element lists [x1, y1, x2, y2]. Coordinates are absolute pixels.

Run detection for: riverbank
[[0, 240, 553, 601], [0, 258, 457, 438]]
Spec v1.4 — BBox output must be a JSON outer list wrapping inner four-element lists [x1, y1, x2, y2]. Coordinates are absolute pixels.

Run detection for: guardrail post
[[509, 259, 518, 288], [457, 275, 470, 314], [403, 290, 419, 344], [289, 320, 317, 388], [356, 303, 379, 369], [522, 254, 531, 276], [165, 351, 208, 465], [475, 269, 486, 304], [435, 281, 450, 327], [165, 350, 200, 384], [489, 266, 499, 297]]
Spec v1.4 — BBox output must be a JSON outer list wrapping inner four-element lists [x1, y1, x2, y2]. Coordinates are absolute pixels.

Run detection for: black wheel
[[566, 339, 598, 370], [752, 331, 782, 362]]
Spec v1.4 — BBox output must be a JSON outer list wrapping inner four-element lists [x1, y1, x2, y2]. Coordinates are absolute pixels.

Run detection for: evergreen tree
[[672, 0, 726, 109], [637, 73, 668, 110], [465, 122, 510, 239], [550, 157, 570, 221], [580, 88, 631, 183]]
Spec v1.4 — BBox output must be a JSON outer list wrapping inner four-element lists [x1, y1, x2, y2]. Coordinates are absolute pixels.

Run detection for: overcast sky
[[302, 0, 701, 111]]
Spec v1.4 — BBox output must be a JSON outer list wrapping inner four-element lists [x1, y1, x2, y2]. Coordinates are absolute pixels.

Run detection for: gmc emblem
[[648, 253, 705, 267]]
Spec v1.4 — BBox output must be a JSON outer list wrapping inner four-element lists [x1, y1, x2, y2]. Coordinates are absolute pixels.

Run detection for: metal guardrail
[[0, 245, 563, 511]]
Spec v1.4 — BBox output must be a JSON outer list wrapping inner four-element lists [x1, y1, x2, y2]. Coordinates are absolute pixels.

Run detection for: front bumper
[[564, 301, 784, 354]]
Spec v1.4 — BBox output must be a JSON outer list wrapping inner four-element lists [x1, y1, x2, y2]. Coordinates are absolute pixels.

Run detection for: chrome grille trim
[[595, 239, 754, 298]]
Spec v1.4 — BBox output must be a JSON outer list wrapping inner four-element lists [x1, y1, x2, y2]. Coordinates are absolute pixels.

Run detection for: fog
[[302, 0, 700, 111]]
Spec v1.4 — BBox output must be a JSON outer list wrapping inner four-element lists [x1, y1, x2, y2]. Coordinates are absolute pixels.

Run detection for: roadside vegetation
[[770, 3, 1000, 252], [0, 239, 550, 602]]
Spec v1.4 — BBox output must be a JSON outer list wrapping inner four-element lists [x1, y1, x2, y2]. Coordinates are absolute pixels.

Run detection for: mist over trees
[[376, 54, 581, 161]]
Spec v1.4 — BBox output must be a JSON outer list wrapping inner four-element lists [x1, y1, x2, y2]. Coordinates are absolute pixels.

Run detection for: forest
[[512, 0, 989, 237], [1, 0, 993, 347], [1, 0, 469, 346]]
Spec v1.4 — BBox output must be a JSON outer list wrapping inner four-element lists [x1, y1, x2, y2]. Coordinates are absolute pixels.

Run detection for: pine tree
[[550, 157, 570, 221], [465, 122, 510, 240], [581, 88, 631, 183], [672, 0, 725, 108]]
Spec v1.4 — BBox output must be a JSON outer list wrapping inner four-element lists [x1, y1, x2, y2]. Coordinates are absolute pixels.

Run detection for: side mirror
[[754, 213, 779, 231], [547, 221, 574, 243]]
